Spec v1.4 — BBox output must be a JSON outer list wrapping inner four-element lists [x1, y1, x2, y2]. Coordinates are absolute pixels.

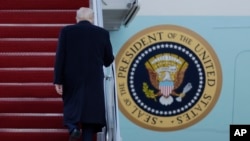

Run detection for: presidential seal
[[115, 25, 222, 131]]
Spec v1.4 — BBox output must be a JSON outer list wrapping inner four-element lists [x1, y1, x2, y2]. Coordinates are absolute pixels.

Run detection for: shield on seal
[[159, 81, 174, 97]]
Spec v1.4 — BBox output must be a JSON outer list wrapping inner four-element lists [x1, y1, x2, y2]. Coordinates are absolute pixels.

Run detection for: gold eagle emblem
[[143, 53, 192, 106]]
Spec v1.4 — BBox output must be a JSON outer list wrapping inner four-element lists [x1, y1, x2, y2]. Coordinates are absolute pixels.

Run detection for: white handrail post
[[89, 0, 103, 27]]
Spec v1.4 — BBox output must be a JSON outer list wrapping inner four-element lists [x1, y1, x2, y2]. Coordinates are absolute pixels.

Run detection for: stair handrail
[[89, 0, 121, 141], [104, 62, 122, 141]]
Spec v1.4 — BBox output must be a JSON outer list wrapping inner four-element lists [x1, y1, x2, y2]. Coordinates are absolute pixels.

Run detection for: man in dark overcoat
[[53, 7, 114, 141]]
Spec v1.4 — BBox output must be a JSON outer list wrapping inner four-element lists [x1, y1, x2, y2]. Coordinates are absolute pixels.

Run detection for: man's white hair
[[76, 7, 94, 23]]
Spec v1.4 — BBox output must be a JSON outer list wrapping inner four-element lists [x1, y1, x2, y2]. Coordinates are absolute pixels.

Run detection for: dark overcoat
[[54, 21, 114, 127]]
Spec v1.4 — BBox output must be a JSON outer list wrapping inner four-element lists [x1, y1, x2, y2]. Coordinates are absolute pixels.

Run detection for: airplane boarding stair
[[0, 0, 139, 140], [0, 0, 88, 141]]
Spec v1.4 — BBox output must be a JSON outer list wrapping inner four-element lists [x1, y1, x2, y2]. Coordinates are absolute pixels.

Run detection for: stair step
[[0, 38, 57, 52], [0, 98, 63, 113], [0, 83, 58, 98], [0, 129, 68, 141], [0, 10, 76, 24], [0, 0, 88, 10], [0, 24, 62, 38], [0, 68, 53, 83], [0, 113, 64, 128], [0, 52, 55, 67], [0, 113, 63, 128]]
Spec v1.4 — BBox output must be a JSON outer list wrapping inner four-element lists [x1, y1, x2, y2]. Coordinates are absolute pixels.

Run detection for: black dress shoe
[[69, 128, 81, 141]]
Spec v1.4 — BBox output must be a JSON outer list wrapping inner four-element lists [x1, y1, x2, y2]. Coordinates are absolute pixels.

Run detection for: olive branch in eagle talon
[[142, 82, 158, 101]]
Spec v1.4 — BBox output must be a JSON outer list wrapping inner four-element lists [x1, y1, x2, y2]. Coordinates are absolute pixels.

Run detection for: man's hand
[[55, 84, 63, 95]]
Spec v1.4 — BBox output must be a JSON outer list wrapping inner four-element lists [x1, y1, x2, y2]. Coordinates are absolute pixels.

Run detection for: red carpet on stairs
[[0, 0, 89, 141]]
